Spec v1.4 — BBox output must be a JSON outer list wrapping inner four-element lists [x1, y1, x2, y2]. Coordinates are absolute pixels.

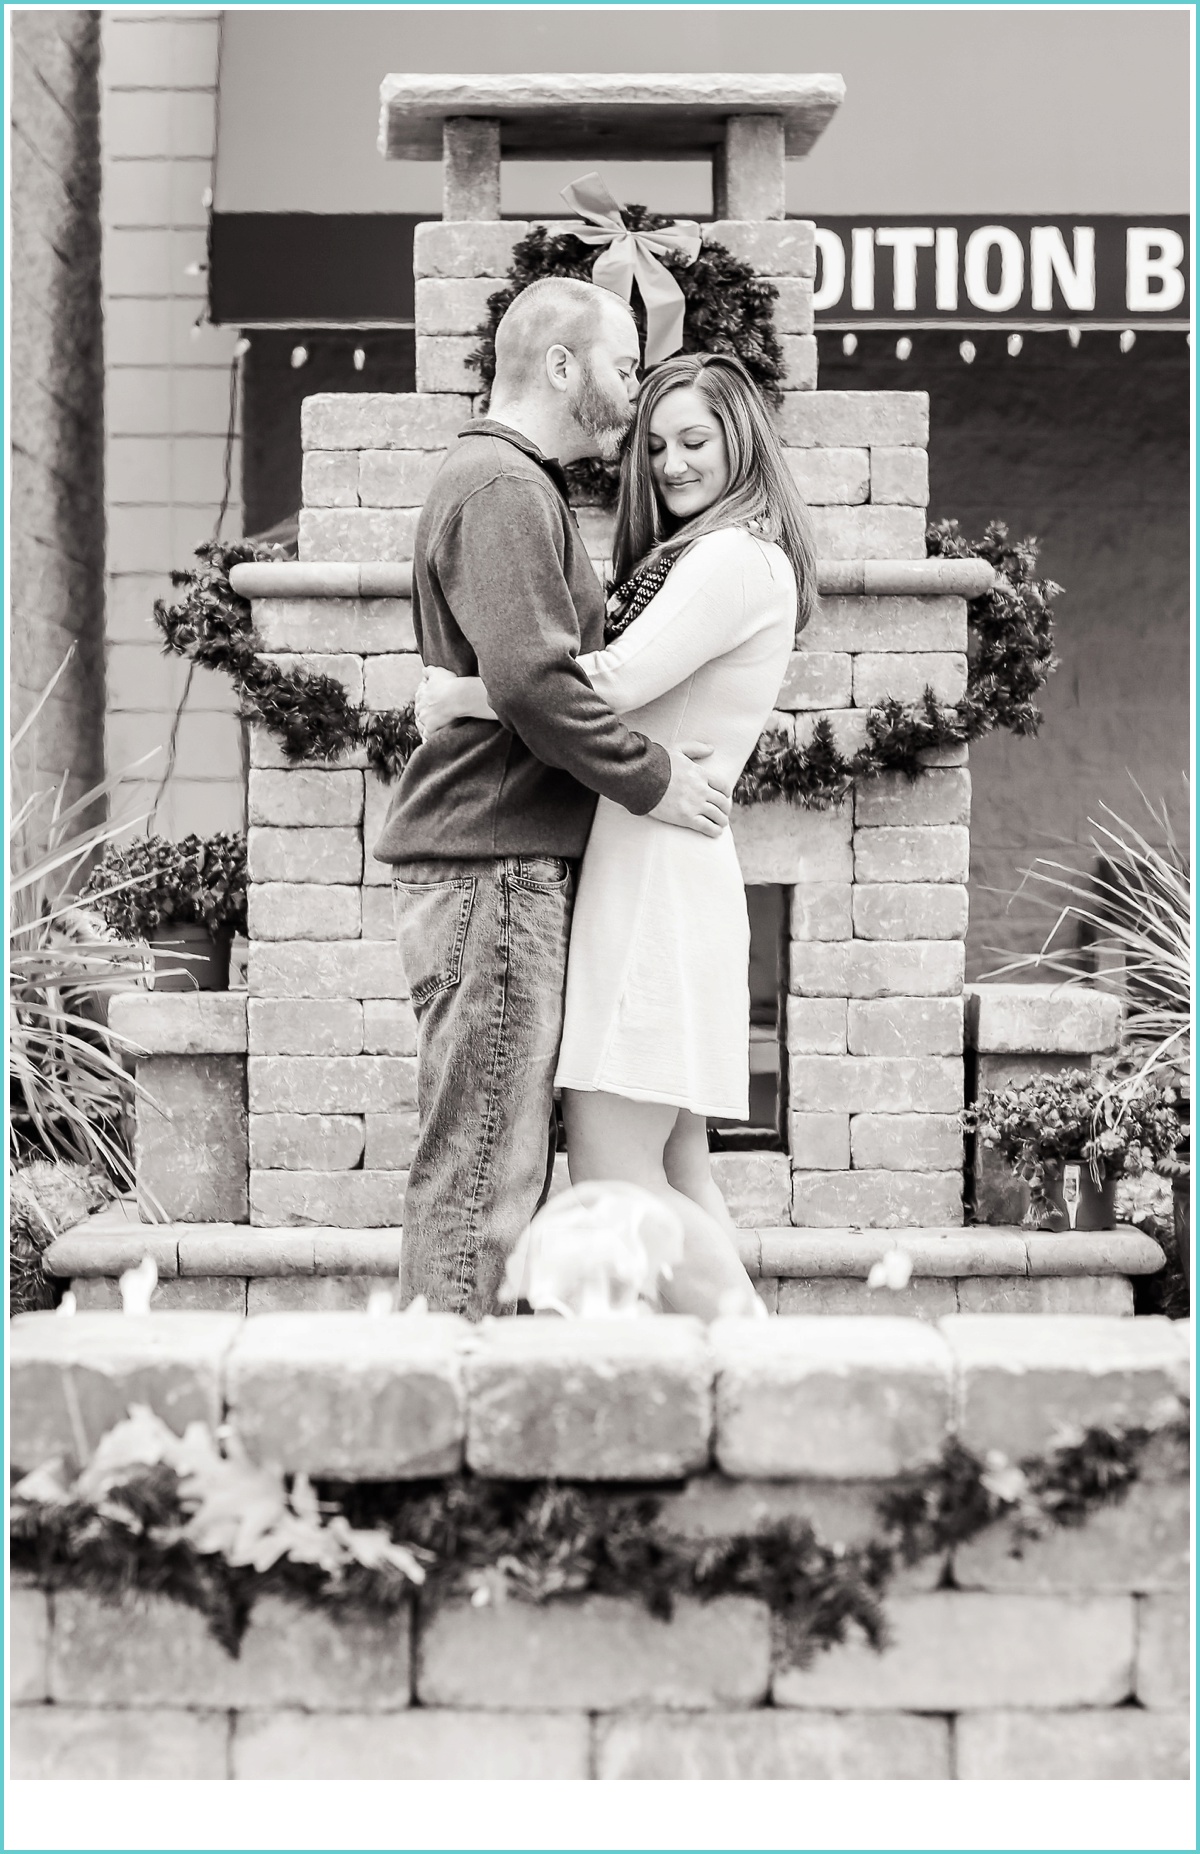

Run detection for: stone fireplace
[[122, 73, 994, 1236]]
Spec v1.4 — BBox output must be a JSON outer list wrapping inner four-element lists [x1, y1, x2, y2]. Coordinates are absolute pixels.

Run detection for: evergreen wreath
[[157, 516, 1058, 805], [12, 1401, 1185, 1663], [467, 213, 786, 507]]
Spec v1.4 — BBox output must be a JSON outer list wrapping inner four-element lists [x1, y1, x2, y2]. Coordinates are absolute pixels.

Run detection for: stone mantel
[[378, 72, 846, 161], [229, 558, 995, 602]]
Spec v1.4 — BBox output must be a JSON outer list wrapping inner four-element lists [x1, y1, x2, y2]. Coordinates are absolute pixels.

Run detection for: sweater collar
[[459, 418, 573, 502]]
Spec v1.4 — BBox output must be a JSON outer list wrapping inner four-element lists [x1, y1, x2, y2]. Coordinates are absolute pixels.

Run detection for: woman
[[416, 352, 816, 1318]]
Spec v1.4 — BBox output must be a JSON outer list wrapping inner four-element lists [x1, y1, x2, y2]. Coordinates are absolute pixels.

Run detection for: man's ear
[[544, 343, 572, 393]]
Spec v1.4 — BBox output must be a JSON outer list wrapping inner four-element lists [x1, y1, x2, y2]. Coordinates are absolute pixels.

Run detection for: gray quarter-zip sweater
[[373, 420, 671, 861]]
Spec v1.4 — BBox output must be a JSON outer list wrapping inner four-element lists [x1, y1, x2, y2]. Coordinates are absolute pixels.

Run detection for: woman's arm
[[415, 664, 498, 736], [578, 531, 789, 715]]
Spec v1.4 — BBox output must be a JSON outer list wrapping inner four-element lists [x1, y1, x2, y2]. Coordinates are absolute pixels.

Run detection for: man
[[374, 276, 732, 1319]]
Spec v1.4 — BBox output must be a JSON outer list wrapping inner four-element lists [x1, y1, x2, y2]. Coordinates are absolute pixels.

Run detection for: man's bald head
[[493, 277, 637, 396]]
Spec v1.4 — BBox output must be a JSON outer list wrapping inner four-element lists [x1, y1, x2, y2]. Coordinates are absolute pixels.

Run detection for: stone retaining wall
[[10, 1310, 1190, 1779]]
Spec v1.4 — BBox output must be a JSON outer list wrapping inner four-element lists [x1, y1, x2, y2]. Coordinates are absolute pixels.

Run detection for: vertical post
[[443, 117, 501, 221], [713, 115, 786, 221]]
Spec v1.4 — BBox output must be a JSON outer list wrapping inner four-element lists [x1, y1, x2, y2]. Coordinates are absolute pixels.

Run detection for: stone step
[[46, 1206, 1163, 1319]]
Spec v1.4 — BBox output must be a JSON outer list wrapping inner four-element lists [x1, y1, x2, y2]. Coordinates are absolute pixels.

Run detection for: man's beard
[[569, 361, 633, 460]]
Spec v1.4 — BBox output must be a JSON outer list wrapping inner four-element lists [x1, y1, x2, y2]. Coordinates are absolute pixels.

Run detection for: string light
[[201, 186, 213, 209], [959, 339, 976, 365], [353, 347, 366, 372], [233, 336, 251, 359], [895, 337, 912, 361], [1068, 326, 1082, 348], [291, 345, 309, 369], [1120, 330, 1136, 353], [841, 333, 858, 356], [1007, 333, 1023, 357]]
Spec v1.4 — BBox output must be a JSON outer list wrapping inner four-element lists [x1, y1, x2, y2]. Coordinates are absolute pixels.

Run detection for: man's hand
[[648, 742, 733, 838]]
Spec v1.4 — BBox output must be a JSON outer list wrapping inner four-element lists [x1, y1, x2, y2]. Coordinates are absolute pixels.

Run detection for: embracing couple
[[374, 275, 815, 1323]]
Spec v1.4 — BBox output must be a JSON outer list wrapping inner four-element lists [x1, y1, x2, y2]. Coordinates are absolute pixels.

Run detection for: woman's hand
[[415, 665, 498, 737]]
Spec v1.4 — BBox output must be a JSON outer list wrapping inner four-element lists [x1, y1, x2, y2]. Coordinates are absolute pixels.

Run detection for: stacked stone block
[[245, 647, 419, 1222], [10, 1311, 1190, 1780]]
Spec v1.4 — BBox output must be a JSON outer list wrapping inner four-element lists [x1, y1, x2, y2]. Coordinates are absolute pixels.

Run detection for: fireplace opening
[[708, 884, 788, 1153]]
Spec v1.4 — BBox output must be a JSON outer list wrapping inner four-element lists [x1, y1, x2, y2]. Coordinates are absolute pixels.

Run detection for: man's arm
[[435, 473, 674, 814]]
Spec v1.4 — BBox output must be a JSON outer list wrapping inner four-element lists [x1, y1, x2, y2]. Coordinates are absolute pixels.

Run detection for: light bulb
[[353, 347, 366, 371], [1007, 333, 1023, 357], [234, 336, 250, 358], [895, 337, 912, 361], [291, 345, 309, 369], [1068, 326, 1082, 348], [959, 340, 976, 365], [1120, 329, 1136, 353], [841, 332, 857, 357], [201, 186, 213, 209]]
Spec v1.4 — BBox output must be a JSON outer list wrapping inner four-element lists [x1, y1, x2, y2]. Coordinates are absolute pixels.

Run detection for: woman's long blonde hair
[[611, 352, 817, 631]]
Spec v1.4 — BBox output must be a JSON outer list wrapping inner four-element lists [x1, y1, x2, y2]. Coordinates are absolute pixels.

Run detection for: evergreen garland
[[734, 517, 1061, 807], [467, 213, 786, 508], [153, 541, 420, 784], [156, 516, 1058, 804], [12, 1406, 1184, 1663]]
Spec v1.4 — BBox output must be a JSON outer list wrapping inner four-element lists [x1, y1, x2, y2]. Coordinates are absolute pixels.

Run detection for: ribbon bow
[[558, 172, 702, 366]]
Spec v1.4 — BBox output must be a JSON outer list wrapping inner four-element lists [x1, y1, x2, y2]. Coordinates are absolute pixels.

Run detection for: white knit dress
[[553, 527, 796, 1119]]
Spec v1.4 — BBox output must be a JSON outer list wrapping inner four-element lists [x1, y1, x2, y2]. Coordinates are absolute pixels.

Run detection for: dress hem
[[554, 1075, 749, 1121]]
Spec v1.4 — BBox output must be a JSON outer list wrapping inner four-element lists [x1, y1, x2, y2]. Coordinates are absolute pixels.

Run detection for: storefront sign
[[812, 216, 1189, 327]]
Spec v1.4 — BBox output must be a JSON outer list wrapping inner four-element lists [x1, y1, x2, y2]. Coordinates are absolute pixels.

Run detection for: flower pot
[[1041, 1164, 1118, 1231], [1172, 1175, 1190, 1288], [148, 923, 230, 992]]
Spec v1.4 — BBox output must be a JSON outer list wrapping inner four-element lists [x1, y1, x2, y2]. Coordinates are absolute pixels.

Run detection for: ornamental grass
[[987, 781, 1191, 1104], [9, 655, 160, 1192]]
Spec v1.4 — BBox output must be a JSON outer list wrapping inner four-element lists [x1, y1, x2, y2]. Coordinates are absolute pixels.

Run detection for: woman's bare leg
[[562, 1089, 762, 1320], [664, 1111, 741, 1238]]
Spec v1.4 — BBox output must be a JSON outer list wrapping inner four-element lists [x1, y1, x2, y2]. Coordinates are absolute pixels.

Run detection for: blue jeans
[[392, 855, 575, 1320]]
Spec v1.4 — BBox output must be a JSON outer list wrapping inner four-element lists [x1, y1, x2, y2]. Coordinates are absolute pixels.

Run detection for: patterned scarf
[[604, 549, 682, 644]]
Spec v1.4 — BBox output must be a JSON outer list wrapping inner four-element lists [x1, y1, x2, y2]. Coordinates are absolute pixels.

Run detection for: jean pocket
[[393, 876, 475, 1006], [512, 855, 572, 892]]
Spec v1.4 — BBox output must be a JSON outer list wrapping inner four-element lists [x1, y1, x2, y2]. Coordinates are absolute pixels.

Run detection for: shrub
[[84, 833, 248, 941], [964, 1066, 1182, 1227]]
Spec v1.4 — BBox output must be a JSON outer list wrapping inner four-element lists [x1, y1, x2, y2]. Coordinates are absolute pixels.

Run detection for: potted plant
[[964, 1067, 1183, 1232], [983, 785, 1190, 1265], [83, 833, 247, 992]]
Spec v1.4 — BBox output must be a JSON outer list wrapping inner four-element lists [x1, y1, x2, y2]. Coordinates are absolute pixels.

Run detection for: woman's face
[[646, 385, 731, 522]]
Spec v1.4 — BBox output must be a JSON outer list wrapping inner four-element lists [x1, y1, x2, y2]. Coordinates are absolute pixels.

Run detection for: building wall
[[10, 10, 106, 810], [100, 6, 244, 838], [213, 8, 1190, 217], [818, 333, 1190, 979]]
